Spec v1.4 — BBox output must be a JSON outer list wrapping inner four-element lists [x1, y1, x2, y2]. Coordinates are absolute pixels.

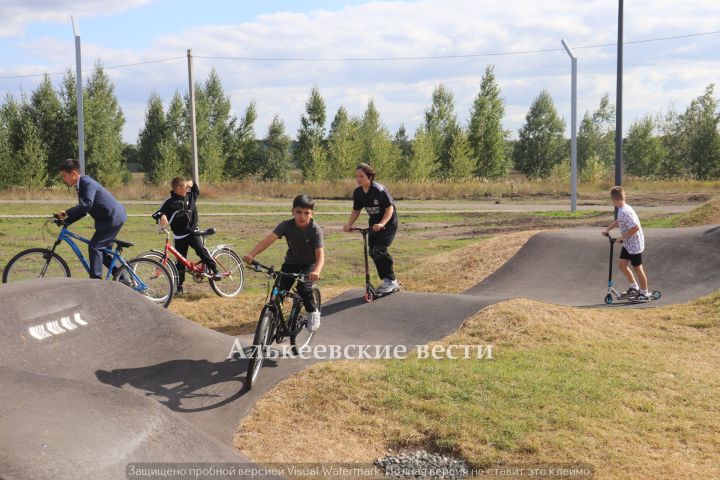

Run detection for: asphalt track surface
[[1, 226, 718, 479]]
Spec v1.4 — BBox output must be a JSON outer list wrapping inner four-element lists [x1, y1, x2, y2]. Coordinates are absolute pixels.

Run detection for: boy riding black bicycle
[[242, 194, 324, 332]]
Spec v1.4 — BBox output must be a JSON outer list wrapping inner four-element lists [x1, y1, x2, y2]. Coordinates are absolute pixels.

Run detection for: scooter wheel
[[651, 290, 662, 300], [604, 294, 613, 305], [364, 292, 373, 303]]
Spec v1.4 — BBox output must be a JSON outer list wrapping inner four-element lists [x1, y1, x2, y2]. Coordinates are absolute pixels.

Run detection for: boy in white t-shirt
[[602, 186, 650, 302]]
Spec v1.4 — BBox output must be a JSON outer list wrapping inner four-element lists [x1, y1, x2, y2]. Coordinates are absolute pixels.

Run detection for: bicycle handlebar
[[250, 260, 311, 282], [350, 227, 370, 234], [51, 214, 67, 227]]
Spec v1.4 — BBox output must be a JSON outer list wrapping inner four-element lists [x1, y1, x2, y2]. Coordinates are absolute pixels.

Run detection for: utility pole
[[561, 39, 578, 213], [71, 16, 85, 175], [187, 49, 199, 185]]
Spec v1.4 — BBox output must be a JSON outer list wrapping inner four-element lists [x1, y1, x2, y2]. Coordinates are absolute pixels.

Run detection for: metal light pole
[[615, 0, 624, 189], [187, 49, 199, 185], [561, 39, 578, 213], [71, 16, 85, 175]]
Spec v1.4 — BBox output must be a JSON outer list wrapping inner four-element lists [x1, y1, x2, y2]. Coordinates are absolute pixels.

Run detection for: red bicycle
[[141, 227, 245, 298]]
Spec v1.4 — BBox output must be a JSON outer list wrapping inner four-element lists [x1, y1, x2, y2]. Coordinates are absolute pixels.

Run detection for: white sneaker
[[377, 278, 400, 294], [306, 311, 321, 332]]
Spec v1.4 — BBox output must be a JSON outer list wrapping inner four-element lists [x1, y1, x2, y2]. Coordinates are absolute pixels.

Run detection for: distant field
[[1, 175, 719, 203]]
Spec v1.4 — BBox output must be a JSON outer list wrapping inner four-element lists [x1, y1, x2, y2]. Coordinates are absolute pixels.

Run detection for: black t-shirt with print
[[352, 182, 398, 228]]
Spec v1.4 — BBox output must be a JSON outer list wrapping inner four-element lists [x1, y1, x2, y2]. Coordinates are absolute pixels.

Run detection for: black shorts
[[620, 247, 643, 267]]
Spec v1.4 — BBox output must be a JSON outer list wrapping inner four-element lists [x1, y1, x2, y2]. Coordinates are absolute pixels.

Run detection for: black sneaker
[[176, 285, 184, 296], [621, 287, 639, 297], [209, 270, 223, 281]]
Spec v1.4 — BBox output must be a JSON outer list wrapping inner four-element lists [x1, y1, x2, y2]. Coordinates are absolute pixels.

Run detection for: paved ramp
[[1, 226, 718, 478], [464, 225, 720, 306]]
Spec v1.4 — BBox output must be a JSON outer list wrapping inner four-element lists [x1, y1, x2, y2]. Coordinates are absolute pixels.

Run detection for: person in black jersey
[[343, 163, 399, 294]]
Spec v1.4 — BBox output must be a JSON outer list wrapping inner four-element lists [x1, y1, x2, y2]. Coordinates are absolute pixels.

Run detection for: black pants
[[280, 263, 318, 313], [368, 226, 396, 281], [88, 224, 123, 279], [175, 233, 217, 286]]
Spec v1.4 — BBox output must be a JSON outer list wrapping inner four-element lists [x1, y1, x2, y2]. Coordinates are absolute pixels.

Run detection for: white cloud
[[1, 0, 719, 142], [0, 0, 155, 36]]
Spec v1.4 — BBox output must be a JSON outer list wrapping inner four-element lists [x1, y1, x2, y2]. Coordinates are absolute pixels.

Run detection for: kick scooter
[[351, 227, 401, 302], [603, 235, 661, 304]]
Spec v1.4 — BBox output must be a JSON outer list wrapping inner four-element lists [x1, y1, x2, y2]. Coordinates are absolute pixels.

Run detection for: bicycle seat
[[114, 239, 134, 248], [194, 228, 216, 237]]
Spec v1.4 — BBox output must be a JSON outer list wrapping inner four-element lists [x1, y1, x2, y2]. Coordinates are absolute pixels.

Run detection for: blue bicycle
[[2, 216, 174, 308]]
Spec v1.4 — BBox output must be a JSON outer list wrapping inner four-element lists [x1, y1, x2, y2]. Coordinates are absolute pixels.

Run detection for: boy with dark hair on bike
[[57, 159, 127, 279], [602, 186, 651, 302], [152, 176, 219, 295], [243, 194, 324, 332]]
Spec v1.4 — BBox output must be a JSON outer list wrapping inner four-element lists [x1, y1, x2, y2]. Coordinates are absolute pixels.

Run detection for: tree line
[[1, 63, 719, 189]]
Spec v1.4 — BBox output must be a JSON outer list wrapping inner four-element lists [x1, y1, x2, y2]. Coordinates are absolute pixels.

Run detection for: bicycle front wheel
[[209, 247, 245, 298], [114, 257, 174, 308], [246, 308, 274, 390], [290, 286, 321, 356], [3, 248, 71, 283]]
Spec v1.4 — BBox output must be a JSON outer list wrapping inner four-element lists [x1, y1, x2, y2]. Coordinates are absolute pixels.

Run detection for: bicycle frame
[[156, 228, 234, 277], [49, 224, 149, 289], [264, 274, 303, 342]]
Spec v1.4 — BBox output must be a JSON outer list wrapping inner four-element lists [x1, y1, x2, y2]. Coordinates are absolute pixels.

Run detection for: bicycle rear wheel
[[114, 257, 174, 308], [209, 247, 245, 298], [139, 250, 179, 290], [246, 308, 274, 390], [290, 286, 321, 356], [3, 248, 71, 283]]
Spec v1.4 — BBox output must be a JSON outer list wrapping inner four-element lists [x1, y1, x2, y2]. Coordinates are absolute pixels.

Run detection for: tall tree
[[326, 106, 360, 180], [0, 96, 22, 187], [27, 75, 63, 183], [393, 123, 412, 170], [513, 90, 567, 179], [359, 99, 400, 180], [624, 115, 666, 177], [192, 69, 233, 183], [400, 127, 439, 181], [424, 84, 459, 177], [226, 102, 259, 178], [56, 70, 79, 167], [468, 66, 509, 179], [84, 64, 126, 186], [260, 114, 292, 180], [16, 116, 48, 187], [137, 93, 166, 182], [448, 129, 474, 179], [295, 85, 327, 180], [682, 84, 720, 179], [577, 93, 615, 174], [165, 91, 190, 174]]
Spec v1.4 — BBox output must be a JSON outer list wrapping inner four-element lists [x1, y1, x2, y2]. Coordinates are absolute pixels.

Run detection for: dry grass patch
[[234, 294, 720, 479], [676, 196, 720, 226], [400, 231, 537, 294]]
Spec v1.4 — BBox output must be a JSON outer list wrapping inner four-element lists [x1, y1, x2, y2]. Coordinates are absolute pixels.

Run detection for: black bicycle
[[245, 260, 321, 390]]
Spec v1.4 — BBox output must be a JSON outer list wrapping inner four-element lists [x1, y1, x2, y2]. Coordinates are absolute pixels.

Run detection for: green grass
[[532, 209, 605, 218], [641, 215, 682, 228]]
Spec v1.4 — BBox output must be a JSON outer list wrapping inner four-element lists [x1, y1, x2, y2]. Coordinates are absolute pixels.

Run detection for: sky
[[0, 0, 719, 143]]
